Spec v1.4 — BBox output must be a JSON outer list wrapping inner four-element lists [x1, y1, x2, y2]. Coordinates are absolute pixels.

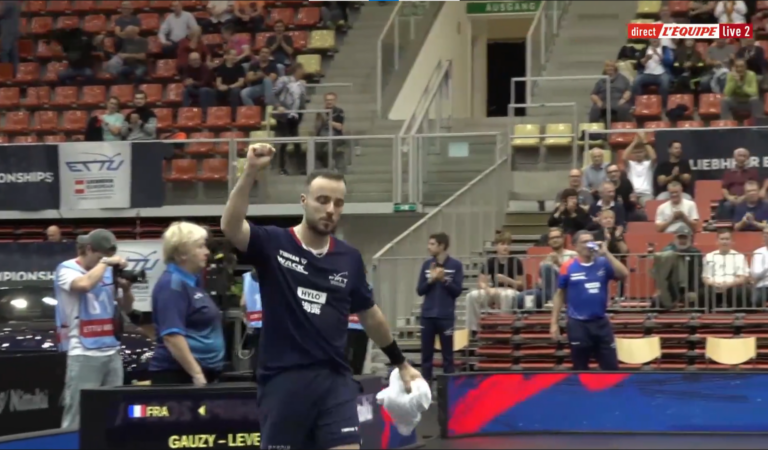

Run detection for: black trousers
[[149, 368, 221, 385], [347, 329, 368, 375], [275, 115, 303, 171], [247, 329, 261, 381]]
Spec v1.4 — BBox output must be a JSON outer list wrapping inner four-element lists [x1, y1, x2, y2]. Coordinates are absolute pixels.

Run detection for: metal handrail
[[399, 60, 450, 137], [377, 3, 404, 116]]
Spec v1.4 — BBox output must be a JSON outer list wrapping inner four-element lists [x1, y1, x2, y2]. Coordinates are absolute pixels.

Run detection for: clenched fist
[[245, 143, 275, 175]]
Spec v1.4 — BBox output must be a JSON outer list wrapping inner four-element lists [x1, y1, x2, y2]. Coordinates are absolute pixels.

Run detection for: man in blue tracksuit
[[416, 232, 464, 381]]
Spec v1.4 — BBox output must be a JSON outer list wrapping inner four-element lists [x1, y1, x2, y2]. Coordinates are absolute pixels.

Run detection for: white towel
[[375, 368, 432, 435]]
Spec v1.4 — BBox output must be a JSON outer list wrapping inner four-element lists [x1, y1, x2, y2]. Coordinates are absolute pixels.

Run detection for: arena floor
[[423, 434, 768, 449]]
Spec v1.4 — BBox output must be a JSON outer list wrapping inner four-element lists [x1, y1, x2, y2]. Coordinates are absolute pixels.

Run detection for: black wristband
[[381, 340, 406, 367]]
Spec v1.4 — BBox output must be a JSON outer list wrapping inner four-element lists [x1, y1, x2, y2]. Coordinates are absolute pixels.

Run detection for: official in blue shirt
[[550, 229, 628, 371], [417, 232, 464, 382], [733, 180, 768, 232], [149, 221, 225, 386]]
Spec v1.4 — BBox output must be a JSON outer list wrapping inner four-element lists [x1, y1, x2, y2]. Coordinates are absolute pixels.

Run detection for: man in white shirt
[[622, 132, 657, 206], [655, 181, 700, 233], [703, 229, 750, 309], [55, 230, 134, 428], [750, 228, 768, 307], [633, 39, 671, 108], [715, 0, 747, 23], [158, 1, 198, 58]]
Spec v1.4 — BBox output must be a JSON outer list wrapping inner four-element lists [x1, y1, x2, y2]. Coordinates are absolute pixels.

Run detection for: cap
[[675, 228, 692, 237], [76, 229, 117, 253]]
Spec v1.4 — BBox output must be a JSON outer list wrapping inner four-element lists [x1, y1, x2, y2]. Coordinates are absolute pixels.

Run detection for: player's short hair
[[573, 230, 593, 244], [548, 227, 564, 239], [494, 231, 512, 245], [600, 209, 615, 217], [668, 181, 682, 190], [560, 188, 578, 202], [306, 170, 345, 186], [162, 221, 208, 264], [717, 228, 733, 238], [429, 232, 450, 250]]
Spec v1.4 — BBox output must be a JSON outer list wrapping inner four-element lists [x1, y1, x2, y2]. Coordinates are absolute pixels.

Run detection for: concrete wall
[[336, 214, 424, 265]]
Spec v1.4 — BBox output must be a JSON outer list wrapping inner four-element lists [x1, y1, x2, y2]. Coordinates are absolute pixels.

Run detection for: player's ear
[[300, 193, 307, 208]]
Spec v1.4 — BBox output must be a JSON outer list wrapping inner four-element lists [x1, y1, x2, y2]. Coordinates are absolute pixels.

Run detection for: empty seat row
[[0, 84, 187, 108], [633, 93, 768, 120], [22, 0, 206, 14], [0, 106, 264, 133], [164, 158, 229, 182]]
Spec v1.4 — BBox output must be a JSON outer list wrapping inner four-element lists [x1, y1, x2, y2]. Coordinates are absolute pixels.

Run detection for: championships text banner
[[628, 23, 752, 39], [0, 142, 172, 212]]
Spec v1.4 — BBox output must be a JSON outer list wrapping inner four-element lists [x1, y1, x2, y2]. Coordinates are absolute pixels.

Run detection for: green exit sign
[[466, 1, 542, 15], [393, 203, 417, 212]]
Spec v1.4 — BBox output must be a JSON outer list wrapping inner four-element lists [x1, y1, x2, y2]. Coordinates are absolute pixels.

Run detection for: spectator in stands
[[606, 164, 646, 222], [320, 2, 349, 30], [655, 181, 700, 234], [274, 63, 307, 175], [582, 149, 608, 198], [589, 181, 627, 234], [0, 1, 20, 76], [315, 92, 346, 171], [734, 180, 768, 231], [589, 209, 628, 255], [702, 39, 737, 93], [114, 1, 141, 53], [736, 36, 766, 77], [558, 169, 593, 208], [722, 58, 763, 120], [56, 29, 98, 85], [180, 52, 216, 110], [158, 1, 199, 58], [267, 20, 295, 71], [233, 0, 265, 33], [215, 49, 246, 119], [121, 91, 157, 141], [220, 23, 252, 64], [673, 39, 704, 92], [702, 229, 750, 308], [717, 147, 759, 219], [547, 188, 592, 236], [515, 228, 577, 311], [689, 0, 717, 24], [656, 6, 676, 61], [100, 97, 125, 142], [589, 61, 632, 124], [467, 232, 524, 333], [750, 228, 768, 306], [201, 1, 235, 34], [240, 47, 279, 107], [623, 132, 657, 206], [176, 27, 211, 71], [655, 140, 693, 200], [46, 225, 63, 242], [715, 0, 747, 23], [634, 39, 671, 108], [653, 229, 703, 309], [417, 232, 463, 382], [105, 25, 148, 85]]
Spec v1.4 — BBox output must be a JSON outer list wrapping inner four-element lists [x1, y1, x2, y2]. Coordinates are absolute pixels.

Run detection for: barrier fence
[[525, 1, 572, 104]]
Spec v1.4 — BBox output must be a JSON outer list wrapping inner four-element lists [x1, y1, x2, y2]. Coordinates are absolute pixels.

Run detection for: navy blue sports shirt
[[242, 224, 374, 381]]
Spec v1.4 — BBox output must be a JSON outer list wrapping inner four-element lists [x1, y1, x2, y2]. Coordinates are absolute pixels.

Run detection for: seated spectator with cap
[[466, 232, 524, 334], [733, 180, 768, 231], [750, 228, 768, 306], [652, 229, 703, 309], [588, 181, 626, 235], [548, 189, 593, 236], [558, 169, 593, 209], [180, 52, 216, 111], [655, 181, 700, 234], [722, 59, 763, 121]]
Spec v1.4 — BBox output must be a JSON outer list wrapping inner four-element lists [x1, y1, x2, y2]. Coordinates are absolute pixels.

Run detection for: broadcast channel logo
[[65, 153, 125, 173], [627, 23, 752, 39]]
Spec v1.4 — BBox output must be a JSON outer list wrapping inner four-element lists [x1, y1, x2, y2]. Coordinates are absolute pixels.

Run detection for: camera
[[116, 269, 147, 284]]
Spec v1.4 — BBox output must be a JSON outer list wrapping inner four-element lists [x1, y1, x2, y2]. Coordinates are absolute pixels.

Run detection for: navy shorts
[[258, 367, 362, 449]]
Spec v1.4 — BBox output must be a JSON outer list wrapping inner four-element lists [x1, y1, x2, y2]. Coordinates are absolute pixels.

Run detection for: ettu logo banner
[[58, 141, 133, 211]]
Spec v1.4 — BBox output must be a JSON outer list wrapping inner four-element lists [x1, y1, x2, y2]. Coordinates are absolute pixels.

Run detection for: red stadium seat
[[668, 1, 692, 14], [13, 135, 39, 144], [109, 85, 135, 104], [759, 1, 768, 10], [0, 64, 14, 83], [57, 16, 81, 30], [641, 120, 670, 145], [677, 120, 704, 128], [18, 40, 34, 59], [0, 88, 20, 109], [48, 1, 72, 13], [31, 17, 54, 35], [699, 93, 722, 119], [633, 95, 663, 119], [643, 200, 664, 222], [667, 94, 694, 119], [35, 40, 64, 60], [32, 111, 60, 133], [710, 120, 739, 128], [234, 106, 262, 128], [287, 31, 309, 52], [73, 1, 97, 13], [254, 32, 271, 51], [216, 131, 246, 154], [176, 107, 203, 129], [153, 108, 174, 130], [44, 135, 67, 143], [148, 1, 173, 10], [137, 13, 160, 32], [2, 111, 31, 133], [205, 107, 233, 129], [97, 1, 121, 13], [186, 132, 215, 155], [695, 180, 724, 203], [166, 159, 198, 182], [43, 61, 68, 83], [51, 87, 79, 108], [164, 83, 184, 105], [60, 110, 89, 132], [131, 0, 150, 9], [138, 84, 163, 105], [296, 8, 321, 27], [83, 15, 108, 33], [152, 59, 178, 80], [23, 87, 51, 107], [14, 63, 41, 83], [197, 159, 229, 182], [25, 1, 47, 13], [81, 86, 107, 107], [268, 8, 295, 27], [202, 34, 224, 46], [608, 122, 637, 147], [147, 36, 163, 56]]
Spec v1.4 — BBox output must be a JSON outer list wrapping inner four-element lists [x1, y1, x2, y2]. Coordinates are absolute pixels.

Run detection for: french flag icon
[[128, 404, 147, 418]]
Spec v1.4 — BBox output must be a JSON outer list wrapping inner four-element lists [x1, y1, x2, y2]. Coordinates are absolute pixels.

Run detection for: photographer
[[149, 222, 225, 386], [54, 230, 134, 428], [240, 269, 262, 380]]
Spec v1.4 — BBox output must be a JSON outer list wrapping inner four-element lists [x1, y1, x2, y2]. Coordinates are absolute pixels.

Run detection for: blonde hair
[[162, 221, 209, 264]]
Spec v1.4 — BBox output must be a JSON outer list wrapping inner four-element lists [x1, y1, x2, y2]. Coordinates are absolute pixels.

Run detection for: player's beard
[[307, 215, 336, 236]]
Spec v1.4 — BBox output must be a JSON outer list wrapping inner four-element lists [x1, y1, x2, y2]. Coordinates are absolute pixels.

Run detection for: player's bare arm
[[549, 288, 565, 340], [357, 305, 422, 390], [221, 143, 275, 252], [598, 240, 630, 279]]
